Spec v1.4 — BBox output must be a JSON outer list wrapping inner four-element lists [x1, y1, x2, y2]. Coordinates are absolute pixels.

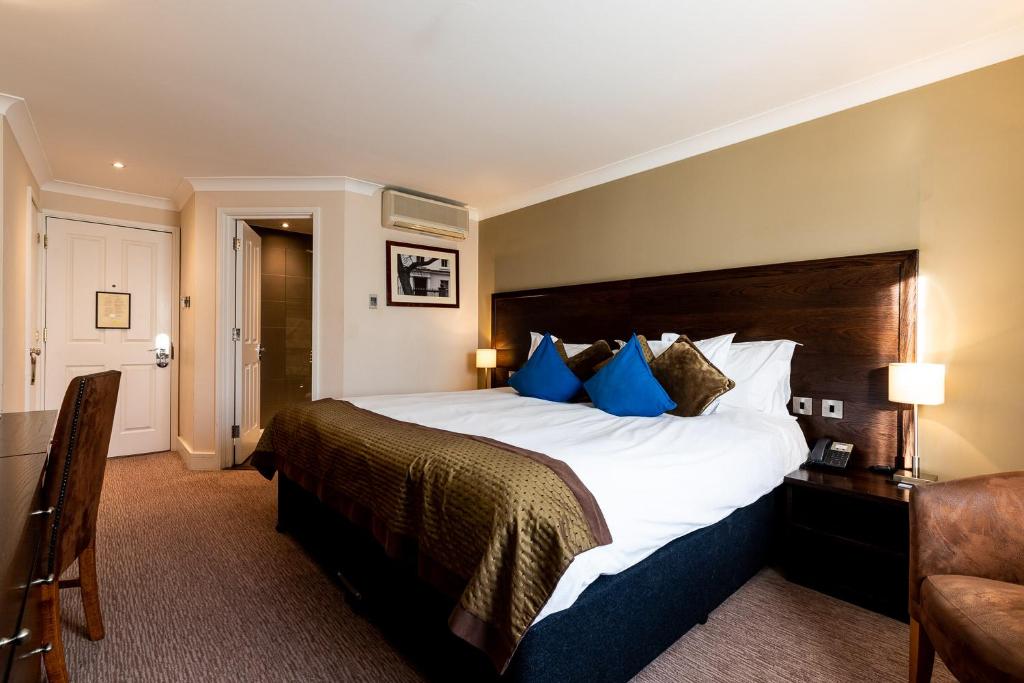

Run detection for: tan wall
[[1, 117, 40, 412], [177, 195, 197, 453], [480, 56, 1024, 481], [39, 190, 179, 227]]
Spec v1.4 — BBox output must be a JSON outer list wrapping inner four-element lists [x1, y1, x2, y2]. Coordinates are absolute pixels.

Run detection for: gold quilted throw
[[251, 399, 611, 671]]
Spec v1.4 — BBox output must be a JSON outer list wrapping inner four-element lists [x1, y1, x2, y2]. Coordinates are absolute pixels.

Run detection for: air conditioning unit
[[382, 189, 469, 240]]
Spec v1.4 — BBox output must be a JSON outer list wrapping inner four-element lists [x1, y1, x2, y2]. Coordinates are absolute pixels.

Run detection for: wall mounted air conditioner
[[382, 189, 469, 240]]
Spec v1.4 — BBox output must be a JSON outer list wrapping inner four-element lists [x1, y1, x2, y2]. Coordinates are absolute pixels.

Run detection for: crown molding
[[0, 92, 53, 187], [41, 180, 177, 212], [479, 22, 1024, 220], [178, 175, 384, 206]]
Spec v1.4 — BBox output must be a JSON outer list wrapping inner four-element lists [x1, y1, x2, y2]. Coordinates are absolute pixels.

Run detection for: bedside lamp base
[[893, 471, 938, 486]]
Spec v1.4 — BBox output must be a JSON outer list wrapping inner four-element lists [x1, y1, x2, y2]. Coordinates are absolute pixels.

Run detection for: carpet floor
[[60, 451, 955, 682]]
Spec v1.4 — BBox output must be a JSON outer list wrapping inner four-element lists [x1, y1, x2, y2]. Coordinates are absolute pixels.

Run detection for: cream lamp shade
[[888, 363, 945, 405], [476, 348, 497, 369]]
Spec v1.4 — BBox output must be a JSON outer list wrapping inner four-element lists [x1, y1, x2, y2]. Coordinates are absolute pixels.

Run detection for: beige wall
[[39, 190, 179, 228], [1, 117, 40, 411], [178, 188, 478, 461], [341, 190, 478, 396], [480, 56, 1024, 481]]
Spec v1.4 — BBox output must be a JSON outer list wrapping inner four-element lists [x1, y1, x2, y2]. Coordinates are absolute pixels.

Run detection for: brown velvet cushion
[[556, 340, 614, 402], [555, 339, 614, 382], [594, 335, 656, 373], [919, 575, 1024, 682], [648, 336, 735, 417]]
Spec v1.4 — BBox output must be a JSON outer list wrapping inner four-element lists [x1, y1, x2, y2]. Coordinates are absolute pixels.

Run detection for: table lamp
[[476, 348, 497, 388], [889, 362, 945, 486]]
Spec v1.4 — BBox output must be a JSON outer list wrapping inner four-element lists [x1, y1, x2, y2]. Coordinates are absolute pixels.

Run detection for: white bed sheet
[[347, 387, 808, 624]]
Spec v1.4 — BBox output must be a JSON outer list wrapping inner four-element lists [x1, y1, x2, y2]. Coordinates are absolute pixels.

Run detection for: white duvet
[[348, 387, 808, 624]]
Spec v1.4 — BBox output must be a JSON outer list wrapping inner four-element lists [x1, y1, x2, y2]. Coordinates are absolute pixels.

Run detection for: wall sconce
[[152, 333, 172, 368], [476, 348, 497, 388]]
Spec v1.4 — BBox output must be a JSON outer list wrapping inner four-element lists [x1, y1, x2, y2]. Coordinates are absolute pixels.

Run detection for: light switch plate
[[821, 399, 844, 419], [792, 396, 813, 415], [369, 294, 378, 309]]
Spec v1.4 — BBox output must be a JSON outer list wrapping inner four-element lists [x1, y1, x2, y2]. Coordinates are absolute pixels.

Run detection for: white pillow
[[661, 332, 735, 370], [527, 332, 597, 359], [716, 340, 798, 416]]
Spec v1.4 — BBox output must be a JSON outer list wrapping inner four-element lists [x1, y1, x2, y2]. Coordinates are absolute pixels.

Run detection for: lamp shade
[[889, 363, 945, 405], [476, 348, 497, 369]]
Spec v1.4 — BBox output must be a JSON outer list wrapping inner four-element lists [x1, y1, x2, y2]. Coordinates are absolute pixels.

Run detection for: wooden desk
[[0, 411, 56, 683]]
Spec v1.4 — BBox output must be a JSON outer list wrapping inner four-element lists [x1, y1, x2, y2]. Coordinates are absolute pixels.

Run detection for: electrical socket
[[791, 396, 813, 416], [821, 399, 844, 419]]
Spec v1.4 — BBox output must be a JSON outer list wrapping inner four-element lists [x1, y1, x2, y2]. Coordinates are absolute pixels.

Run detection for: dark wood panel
[[492, 251, 917, 470]]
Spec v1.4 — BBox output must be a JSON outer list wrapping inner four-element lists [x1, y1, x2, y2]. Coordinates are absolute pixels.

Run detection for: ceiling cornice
[[0, 92, 53, 187], [42, 180, 178, 212], [478, 22, 1024, 220], [178, 176, 384, 207]]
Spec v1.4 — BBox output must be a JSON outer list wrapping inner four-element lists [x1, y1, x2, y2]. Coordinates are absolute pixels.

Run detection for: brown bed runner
[[250, 399, 611, 671]]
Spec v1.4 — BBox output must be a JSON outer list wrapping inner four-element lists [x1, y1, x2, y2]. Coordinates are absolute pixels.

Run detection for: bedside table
[[782, 467, 910, 621]]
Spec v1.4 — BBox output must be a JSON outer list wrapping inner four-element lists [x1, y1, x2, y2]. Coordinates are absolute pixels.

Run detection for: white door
[[235, 222, 262, 464], [44, 217, 173, 457]]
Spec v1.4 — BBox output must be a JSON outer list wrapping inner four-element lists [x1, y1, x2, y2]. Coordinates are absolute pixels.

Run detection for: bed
[[256, 250, 918, 682]]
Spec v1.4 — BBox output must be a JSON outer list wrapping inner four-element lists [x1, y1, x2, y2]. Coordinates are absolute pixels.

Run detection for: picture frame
[[386, 240, 460, 308], [95, 291, 131, 329]]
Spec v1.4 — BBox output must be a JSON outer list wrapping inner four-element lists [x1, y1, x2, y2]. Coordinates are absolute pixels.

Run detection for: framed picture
[[96, 291, 131, 329], [386, 240, 460, 308]]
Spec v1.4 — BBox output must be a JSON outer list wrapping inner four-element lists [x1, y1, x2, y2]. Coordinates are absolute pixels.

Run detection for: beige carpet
[[60, 451, 955, 682]]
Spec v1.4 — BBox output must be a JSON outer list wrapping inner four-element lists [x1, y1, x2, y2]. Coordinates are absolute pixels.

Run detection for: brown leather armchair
[[909, 472, 1024, 683]]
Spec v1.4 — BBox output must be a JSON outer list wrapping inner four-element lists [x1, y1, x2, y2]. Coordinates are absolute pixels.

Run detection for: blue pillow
[[509, 333, 583, 402], [584, 334, 676, 417]]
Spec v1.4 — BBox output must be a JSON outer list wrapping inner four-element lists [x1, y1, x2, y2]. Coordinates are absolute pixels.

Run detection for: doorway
[[231, 216, 314, 465], [43, 216, 174, 456]]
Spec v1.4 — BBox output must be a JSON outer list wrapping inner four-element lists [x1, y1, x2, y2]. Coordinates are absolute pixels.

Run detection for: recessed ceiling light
[[281, 222, 289, 228], [112, 161, 125, 169]]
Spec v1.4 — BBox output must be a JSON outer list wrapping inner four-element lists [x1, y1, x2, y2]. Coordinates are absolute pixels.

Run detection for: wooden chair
[[909, 471, 1024, 683], [38, 371, 121, 683]]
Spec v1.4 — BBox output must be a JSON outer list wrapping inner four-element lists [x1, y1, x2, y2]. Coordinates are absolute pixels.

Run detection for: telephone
[[804, 438, 853, 470]]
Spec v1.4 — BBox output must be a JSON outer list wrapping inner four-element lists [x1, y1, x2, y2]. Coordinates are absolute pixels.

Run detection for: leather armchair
[[909, 472, 1024, 682]]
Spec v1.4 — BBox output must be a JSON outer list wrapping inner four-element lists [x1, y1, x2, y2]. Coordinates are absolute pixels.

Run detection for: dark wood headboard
[[491, 250, 918, 470]]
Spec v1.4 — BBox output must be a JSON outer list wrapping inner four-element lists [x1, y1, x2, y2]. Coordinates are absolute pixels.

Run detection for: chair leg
[[40, 582, 69, 683], [910, 617, 935, 683], [78, 540, 105, 641]]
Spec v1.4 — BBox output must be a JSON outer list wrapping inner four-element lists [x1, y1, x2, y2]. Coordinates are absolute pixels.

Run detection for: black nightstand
[[782, 467, 911, 621]]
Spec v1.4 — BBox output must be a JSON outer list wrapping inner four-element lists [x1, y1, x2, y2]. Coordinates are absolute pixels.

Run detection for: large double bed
[[252, 250, 918, 681]]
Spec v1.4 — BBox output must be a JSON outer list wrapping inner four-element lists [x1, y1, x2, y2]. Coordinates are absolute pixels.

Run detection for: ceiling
[[1, 1, 1022, 217], [249, 218, 314, 235]]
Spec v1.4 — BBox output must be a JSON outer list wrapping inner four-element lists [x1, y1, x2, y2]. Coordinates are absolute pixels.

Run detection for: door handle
[[29, 347, 41, 385], [147, 346, 171, 368]]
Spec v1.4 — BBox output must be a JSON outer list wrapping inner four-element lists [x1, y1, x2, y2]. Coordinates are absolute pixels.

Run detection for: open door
[[234, 221, 262, 464]]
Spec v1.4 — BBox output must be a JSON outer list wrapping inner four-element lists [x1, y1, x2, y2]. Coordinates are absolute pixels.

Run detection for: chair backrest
[[42, 371, 121, 576]]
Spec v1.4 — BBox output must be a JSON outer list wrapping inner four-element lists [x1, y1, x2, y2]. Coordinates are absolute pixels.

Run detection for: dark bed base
[[277, 473, 780, 682]]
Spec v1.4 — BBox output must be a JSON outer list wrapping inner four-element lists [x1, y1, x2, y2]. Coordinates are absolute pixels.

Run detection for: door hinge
[[232, 327, 241, 342], [233, 237, 241, 251], [231, 425, 240, 439], [42, 328, 48, 343], [42, 234, 48, 249]]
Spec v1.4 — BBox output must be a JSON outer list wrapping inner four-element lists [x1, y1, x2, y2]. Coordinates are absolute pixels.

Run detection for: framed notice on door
[[96, 291, 131, 329]]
